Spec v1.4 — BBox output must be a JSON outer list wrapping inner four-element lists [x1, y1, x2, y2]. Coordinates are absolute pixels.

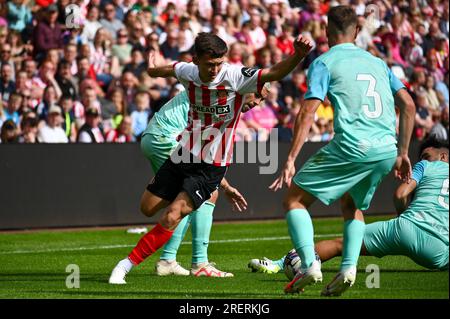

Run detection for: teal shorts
[[364, 217, 449, 270], [293, 144, 396, 210], [141, 133, 179, 173]]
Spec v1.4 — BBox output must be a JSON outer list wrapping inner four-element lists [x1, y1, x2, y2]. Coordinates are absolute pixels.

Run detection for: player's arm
[[269, 98, 321, 191], [394, 88, 416, 183], [394, 160, 425, 214], [220, 178, 248, 212], [394, 180, 417, 215], [259, 35, 312, 83], [146, 50, 176, 78]]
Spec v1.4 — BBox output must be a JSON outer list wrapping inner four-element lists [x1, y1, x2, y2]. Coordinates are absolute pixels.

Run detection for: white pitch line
[[0, 233, 341, 255]]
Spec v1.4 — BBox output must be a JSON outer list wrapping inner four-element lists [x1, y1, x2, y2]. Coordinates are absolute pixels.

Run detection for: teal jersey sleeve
[[412, 160, 427, 184], [387, 67, 405, 95], [304, 60, 330, 101]]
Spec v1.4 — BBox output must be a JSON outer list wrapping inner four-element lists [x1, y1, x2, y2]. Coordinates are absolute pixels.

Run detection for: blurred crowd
[[0, 0, 448, 144]]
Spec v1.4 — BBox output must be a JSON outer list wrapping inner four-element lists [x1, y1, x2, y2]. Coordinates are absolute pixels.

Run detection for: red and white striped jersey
[[174, 62, 263, 166]]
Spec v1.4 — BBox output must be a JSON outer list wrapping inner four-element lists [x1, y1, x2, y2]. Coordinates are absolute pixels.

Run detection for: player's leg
[[283, 184, 323, 293], [143, 134, 194, 275], [364, 216, 449, 270], [156, 215, 192, 276], [189, 189, 234, 277], [109, 191, 195, 284], [322, 156, 395, 296], [321, 193, 365, 296]]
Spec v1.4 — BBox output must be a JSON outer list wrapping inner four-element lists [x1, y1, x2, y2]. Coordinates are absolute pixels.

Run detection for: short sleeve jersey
[[174, 62, 263, 166], [305, 43, 405, 162], [143, 91, 190, 139], [401, 160, 449, 245]]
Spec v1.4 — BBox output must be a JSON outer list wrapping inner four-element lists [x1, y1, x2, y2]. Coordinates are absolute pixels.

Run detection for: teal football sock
[[286, 209, 316, 270], [341, 219, 366, 271], [273, 256, 286, 270], [191, 202, 215, 265], [160, 215, 191, 261]]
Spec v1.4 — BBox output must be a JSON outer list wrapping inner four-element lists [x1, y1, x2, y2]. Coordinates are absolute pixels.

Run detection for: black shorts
[[146, 157, 227, 210]]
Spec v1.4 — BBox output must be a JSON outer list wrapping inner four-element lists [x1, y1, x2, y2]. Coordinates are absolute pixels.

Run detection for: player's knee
[[140, 201, 157, 217], [161, 206, 183, 229], [282, 197, 301, 212]]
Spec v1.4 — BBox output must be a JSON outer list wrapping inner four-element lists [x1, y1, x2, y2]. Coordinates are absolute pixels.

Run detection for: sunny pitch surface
[[0, 215, 448, 299]]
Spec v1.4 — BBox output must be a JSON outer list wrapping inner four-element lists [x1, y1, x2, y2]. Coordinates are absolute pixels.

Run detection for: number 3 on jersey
[[357, 74, 383, 119], [438, 178, 449, 210]]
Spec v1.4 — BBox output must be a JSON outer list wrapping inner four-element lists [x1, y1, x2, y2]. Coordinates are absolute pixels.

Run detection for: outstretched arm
[[269, 98, 321, 191], [147, 50, 176, 78], [260, 35, 312, 83], [394, 88, 416, 183]]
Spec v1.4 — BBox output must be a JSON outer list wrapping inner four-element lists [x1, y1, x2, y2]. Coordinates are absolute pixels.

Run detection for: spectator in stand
[[6, 0, 32, 34], [414, 91, 435, 141], [429, 106, 449, 141], [0, 63, 15, 102], [33, 4, 63, 60], [59, 95, 77, 143], [77, 107, 105, 143], [100, 2, 125, 41], [276, 23, 295, 57], [111, 28, 132, 68], [105, 115, 134, 143], [242, 96, 278, 142], [1, 43, 16, 81], [160, 30, 180, 62], [37, 105, 68, 143], [0, 119, 19, 143], [3, 92, 21, 126], [82, 4, 102, 43], [56, 60, 78, 100], [130, 90, 151, 140], [123, 47, 146, 78], [247, 6, 267, 51], [18, 115, 38, 144]]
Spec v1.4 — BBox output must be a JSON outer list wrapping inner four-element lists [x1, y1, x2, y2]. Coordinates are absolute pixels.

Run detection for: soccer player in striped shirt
[[109, 32, 312, 284]]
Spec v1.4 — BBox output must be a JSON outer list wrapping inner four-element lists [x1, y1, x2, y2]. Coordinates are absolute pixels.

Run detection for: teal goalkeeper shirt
[[400, 160, 449, 245], [305, 43, 405, 162], [143, 91, 189, 138]]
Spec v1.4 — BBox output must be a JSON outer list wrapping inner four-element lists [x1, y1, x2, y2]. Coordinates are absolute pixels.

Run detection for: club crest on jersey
[[217, 90, 228, 99], [241, 67, 258, 77]]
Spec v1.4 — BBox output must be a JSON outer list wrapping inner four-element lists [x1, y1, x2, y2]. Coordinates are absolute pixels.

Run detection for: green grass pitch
[[0, 215, 447, 299]]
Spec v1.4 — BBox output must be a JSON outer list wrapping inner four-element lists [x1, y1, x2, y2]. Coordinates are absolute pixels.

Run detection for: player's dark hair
[[194, 32, 228, 58], [419, 136, 449, 156], [327, 5, 358, 35]]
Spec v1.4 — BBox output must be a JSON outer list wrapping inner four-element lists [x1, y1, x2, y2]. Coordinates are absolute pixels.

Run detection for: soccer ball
[[283, 249, 322, 281], [283, 249, 301, 281]]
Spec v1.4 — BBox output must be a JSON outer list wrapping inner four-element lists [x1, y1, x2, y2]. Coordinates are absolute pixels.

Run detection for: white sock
[[119, 258, 134, 272]]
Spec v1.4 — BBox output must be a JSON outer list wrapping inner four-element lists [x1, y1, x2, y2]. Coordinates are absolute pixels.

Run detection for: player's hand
[[394, 154, 412, 183], [293, 35, 313, 58], [269, 160, 296, 192], [223, 186, 248, 212]]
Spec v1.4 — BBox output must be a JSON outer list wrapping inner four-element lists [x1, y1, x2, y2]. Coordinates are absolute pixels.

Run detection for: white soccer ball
[[283, 249, 302, 281]]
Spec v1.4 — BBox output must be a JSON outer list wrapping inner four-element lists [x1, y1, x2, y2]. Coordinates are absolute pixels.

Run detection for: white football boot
[[155, 260, 190, 276], [191, 262, 234, 277], [284, 259, 323, 294], [248, 257, 281, 274], [321, 266, 357, 297], [109, 259, 133, 284]]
